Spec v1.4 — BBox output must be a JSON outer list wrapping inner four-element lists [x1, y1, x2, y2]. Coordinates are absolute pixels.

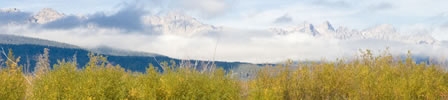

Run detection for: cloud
[[87, 6, 147, 31], [0, 10, 32, 25], [310, 0, 352, 8], [0, 3, 149, 32], [180, 0, 230, 15], [144, 0, 233, 18], [42, 16, 83, 29], [353, 2, 395, 17], [365, 2, 394, 12], [441, 22, 448, 29], [2, 23, 447, 63], [40, 4, 149, 32], [273, 14, 293, 24]]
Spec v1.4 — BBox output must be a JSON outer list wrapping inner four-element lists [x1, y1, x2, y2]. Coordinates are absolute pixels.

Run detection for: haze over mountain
[[4, 7, 436, 44], [1, 8, 221, 36], [142, 13, 222, 36], [270, 22, 437, 45], [1, 5, 448, 63]]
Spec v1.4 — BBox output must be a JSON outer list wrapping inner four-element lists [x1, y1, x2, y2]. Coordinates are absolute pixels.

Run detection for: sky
[[1, 0, 448, 63], [2, 0, 448, 30]]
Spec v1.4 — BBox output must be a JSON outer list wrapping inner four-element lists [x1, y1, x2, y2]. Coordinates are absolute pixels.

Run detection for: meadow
[[1, 49, 448, 99]]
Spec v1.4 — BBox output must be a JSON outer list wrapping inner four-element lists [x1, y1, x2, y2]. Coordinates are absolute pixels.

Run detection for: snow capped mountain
[[0, 7, 437, 44], [334, 26, 359, 39], [271, 21, 438, 45], [316, 21, 335, 33], [143, 13, 222, 36], [270, 22, 319, 36], [270, 21, 339, 37], [29, 8, 65, 24], [1, 8, 220, 36]]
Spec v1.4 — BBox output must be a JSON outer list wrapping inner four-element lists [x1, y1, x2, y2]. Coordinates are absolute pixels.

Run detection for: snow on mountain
[[2, 7, 435, 44], [29, 8, 65, 24], [315, 21, 335, 33], [1, 8, 220, 36], [270, 21, 438, 45], [358, 24, 399, 40], [270, 22, 319, 36], [143, 13, 222, 36]]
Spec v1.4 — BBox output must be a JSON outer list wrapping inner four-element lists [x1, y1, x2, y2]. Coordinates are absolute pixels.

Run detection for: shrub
[[0, 49, 26, 100], [2, 49, 448, 99], [247, 50, 448, 99]]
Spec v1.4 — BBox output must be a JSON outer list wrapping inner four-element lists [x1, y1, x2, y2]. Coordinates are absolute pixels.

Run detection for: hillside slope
[[0, 34, 244, 72]]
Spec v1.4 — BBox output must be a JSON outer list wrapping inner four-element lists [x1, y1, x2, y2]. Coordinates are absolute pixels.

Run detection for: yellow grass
[[1, 49, 448, 99]]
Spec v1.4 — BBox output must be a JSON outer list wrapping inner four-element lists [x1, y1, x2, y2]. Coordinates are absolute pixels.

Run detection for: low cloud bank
[[1, 24, 447, 63]]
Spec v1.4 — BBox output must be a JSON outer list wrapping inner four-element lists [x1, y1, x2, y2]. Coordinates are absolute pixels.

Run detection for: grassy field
[[1, 49, 448, 99]]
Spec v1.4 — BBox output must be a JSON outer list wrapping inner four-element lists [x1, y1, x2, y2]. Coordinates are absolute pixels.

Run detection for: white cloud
[[139, 0, 234, 18], [273, 14, 293, 24], [0, 0, 124, 14], [1, 23, 447, 63], [180, 0, 230, 16]]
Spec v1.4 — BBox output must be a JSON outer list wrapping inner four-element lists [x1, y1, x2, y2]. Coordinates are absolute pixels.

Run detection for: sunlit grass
[[247, 50, 448, 99], [1, 49, 448, 99]]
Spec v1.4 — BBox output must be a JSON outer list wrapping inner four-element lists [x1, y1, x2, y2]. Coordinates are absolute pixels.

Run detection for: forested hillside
[[0, 44, 243, 72]]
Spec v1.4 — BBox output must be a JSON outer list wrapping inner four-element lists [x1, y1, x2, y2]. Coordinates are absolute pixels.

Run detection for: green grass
[[1, 49, 448, 99]]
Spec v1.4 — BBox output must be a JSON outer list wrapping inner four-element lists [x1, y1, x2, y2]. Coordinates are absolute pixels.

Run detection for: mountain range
[[142, 13, 222, 36], [270, 21, 437, 45], [2, 7, 438, 45], [0, 8, 221, 36]]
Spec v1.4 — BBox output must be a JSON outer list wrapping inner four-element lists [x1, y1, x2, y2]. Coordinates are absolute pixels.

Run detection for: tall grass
[[247, 50, 448, 99], [0, 49, 26, 99], [30, 53, 240, 100], [0, 49, 448, 99]]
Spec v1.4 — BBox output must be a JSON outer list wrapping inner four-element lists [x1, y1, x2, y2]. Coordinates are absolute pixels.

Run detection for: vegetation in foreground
[[1, 49, 448, 99]]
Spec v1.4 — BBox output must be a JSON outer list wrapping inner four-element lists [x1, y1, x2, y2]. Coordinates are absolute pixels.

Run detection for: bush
[[31, 53, 240, 99], [2, 49, 448, 99], [0, 49, 26, 100], [247, 50, 448, 99]]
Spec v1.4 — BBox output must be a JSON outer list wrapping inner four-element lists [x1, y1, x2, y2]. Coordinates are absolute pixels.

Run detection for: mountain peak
[[143, 13, 221, 36], [271, 22, 437, 44], [319, 21, 335, 31], [30, 8, 65, 24], [316, 21, 335, 34], [269, 22, 319, 36], [300, 23, 319, 36]]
